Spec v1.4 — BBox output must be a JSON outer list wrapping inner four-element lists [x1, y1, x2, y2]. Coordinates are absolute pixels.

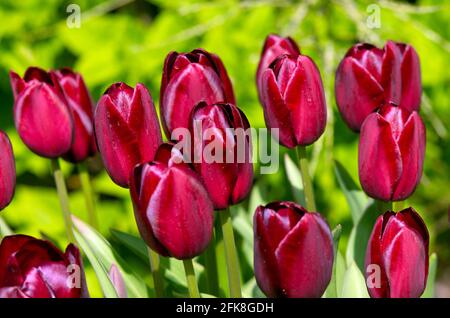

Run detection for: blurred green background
[[0, 0, 448, 297]]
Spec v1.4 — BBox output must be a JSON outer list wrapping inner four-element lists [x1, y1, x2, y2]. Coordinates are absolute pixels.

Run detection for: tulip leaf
[[346, 199, 378, 271], [72, 217, 150, 298], [422, 253, 438, 298], [341, 261, 370, 298], [284, 154, 306, 206], [242, 278, 265, 298], [324, 224, 342, 298], [233, 206, 254, 268], [73, 229, 118, 298], [334, 160, 368, 224], [110, 229, 148, 261], [0, 216, 13, 239]]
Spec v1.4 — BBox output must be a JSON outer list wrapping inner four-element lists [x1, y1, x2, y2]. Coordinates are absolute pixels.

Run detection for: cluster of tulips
[[0, 33, 428, 298]]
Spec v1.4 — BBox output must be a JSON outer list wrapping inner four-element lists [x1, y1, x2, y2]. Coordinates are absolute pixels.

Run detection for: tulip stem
[[376, 200, 393, 213], [219, 208, 242, 298], [204, 230, 219, 295], [393, 201, 405, 211], [77, 163, 98, 230], [183, 259, 201, 298], [147, 248, 165, 297], [50, 158, 75, 243], [296, 146, 317, 211]]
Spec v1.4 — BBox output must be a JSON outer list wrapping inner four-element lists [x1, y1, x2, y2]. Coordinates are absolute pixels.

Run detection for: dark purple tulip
[[52, 68, 97, 163], [0, 131, 15, 211], [160, 49, 236, 137], [189, 102, 253, 210], [260, 54, 327, 148], [256, 34, 300, 98], [254, 201, 333, 298], [365, 207, 429, 298], [335, 41, 421, 131], [94, 82, 162, 188], [130, 143, 214, 259], [0, 235, 88, 298], [10, 67, 74, 158], [358, 105, 425, 201]]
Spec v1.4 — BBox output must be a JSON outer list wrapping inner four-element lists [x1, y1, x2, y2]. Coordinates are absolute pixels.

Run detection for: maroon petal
[[335, 58, 385, 131], [65, 243, 90, 298], [148, 167, 214, 259], [0, 286, 29, 298], [0, 131, 16, 210], [0, 235, 34, 286], [400, 45, 421, 112], [210, 53, 236, 104], [284, 55, 327, 146], [275, 213, 333, 298], [381, 41, 403, 106], [260, 69, 296, 148], [392, 112, 425, 200], [358, 114, 402, 201], [9, 71, 26, 100], [14, 84, 74, 158]]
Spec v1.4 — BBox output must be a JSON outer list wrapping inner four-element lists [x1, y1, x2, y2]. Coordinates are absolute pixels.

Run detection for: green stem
[[376, 200, 393, 213], [296, 146, 317, 211], [204, 230, 219, 295], [183, 259, 200, 298], [393, 201, 405, 211], [50, 159, 75, 243], [219, 208, 242, 298], [77, 163, 98, 230], [147, 248, 164, 297]]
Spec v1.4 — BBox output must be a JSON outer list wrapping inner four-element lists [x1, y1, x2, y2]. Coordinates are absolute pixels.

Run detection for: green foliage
[[0, 0, 448, 297]]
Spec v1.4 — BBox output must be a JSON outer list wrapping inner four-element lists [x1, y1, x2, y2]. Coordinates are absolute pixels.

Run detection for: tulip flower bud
[[94, 82, 162, 188], [260, 54, 327, 148], [365, 207, 429, 298], [0, 234, 89, 298], [160, 49, 235, 137], [10, 67, 74, 158], [0, 131, 16, 211], [130, 143, 214, 259], [256, 34, 300, 97], [189, 102, 253, 210], [52, 68, 97, 163], [254, 201, 333, 298], [358, 105, 425, 201], [335, 41, 421, 131]]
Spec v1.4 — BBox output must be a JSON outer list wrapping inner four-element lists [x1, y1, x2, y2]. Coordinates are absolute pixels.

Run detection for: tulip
[[160, 49, 235, 137], [254, 201, 333, 298], [358, 105, 425, 201], [130, 143, 214, 259], [52, 68, 97, 163], [335, 41, 421, 131], [0, 234, 88, 298], [189, 102, 253, 210], [256, 34, 300, 97], [10, 67, 74, 158], [365, 207, 429, 298], [259, 54, 327, 148], [0, 131, 15, 211], [94, 82, 162, 188]]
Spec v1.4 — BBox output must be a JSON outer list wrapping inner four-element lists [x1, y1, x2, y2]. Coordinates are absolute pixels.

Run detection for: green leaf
[[284, 154, 306, 206], [110, 229, 148, 261], [73, 229, 118, 298], [422, 253, 438, 298], [73, 217, 150, 298], [324, 224, 342, 298], [346, 199, 379, 271], [334, 160, 368, 224], [0, 216, 13, 238], [242, 278, 265, 298], [341, 261, 369, 298]]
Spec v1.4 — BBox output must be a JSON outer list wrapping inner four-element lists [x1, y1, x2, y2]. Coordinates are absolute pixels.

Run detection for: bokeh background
[[0, 0, 448, 297]]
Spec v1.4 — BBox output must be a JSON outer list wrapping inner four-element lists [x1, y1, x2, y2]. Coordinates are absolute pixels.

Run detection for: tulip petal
[[284, 56, 327, 145], [261, 69, 296, 148], [0, 235, 34, 286], [275, 213, 333, 298], [381, 41, 403, 106], [148, 168, 214, 259], [392, 112, 425, 200], [0, 131, 16, 210], [335, 58, 385, 131], [358, 114, 402, 201], [400, 45, 421, 111]]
